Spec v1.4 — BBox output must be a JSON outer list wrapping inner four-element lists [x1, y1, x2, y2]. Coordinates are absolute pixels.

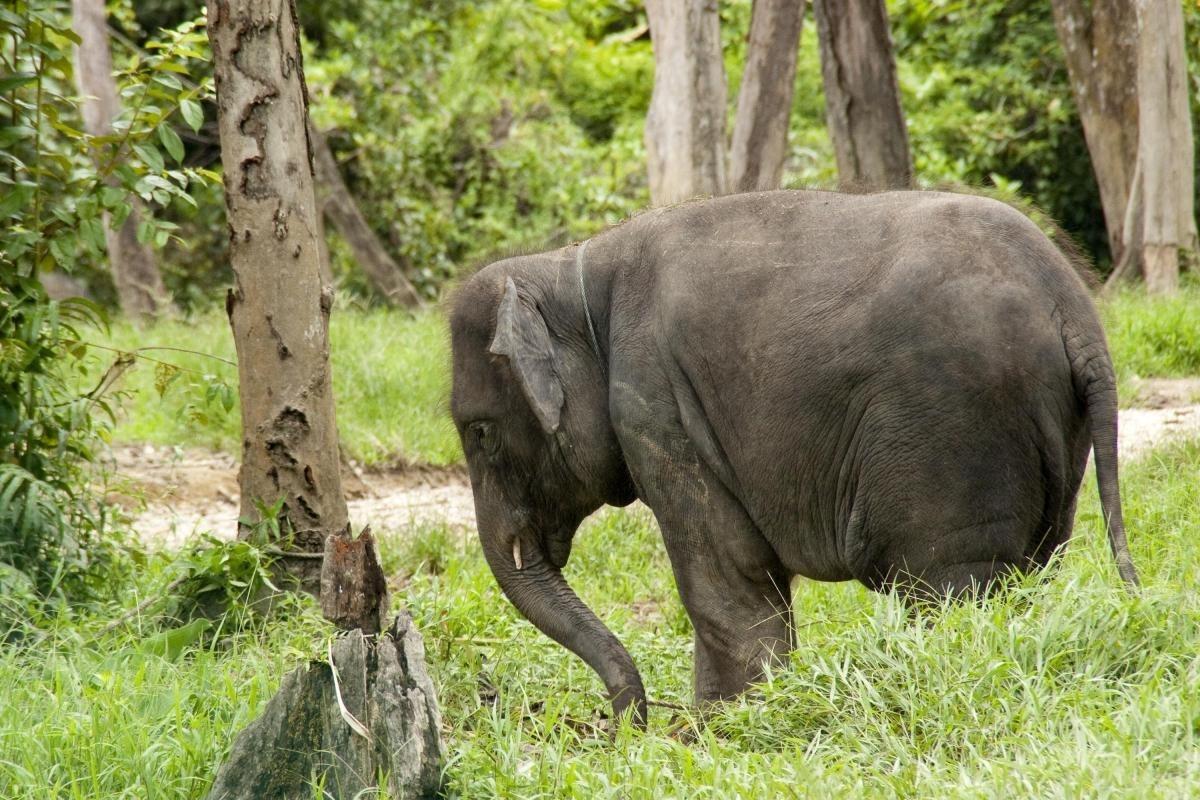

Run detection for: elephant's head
[[449, 250, 645, 726]]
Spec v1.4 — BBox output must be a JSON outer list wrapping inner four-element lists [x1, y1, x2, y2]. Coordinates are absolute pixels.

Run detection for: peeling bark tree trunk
[[729, 0, 806, 192], [1133, 0, 1196, 294], [1051, 0, 1139, 265], [207, 0, 347, 580], [71, 0, 172, 318], [308, 121, 423, 308], [644, 0, 728, 205], [812, 0, 912, 190]]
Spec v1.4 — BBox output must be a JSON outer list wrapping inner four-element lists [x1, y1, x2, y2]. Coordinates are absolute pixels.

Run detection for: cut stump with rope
[[205, 529, 444, 799]]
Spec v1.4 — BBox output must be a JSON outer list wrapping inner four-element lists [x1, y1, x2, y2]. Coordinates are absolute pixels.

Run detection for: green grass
[[4, 436, 1200, 798], [88, 282, 1200, 468], [1101, 278, 1200, 401], [90, 307, 460, 466]]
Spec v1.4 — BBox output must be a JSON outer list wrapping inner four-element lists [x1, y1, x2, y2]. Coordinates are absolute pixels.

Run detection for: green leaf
[[218, 383, 235, 413], [100, 186, 125, 209], [133, 142, 164, 173], [80, 217, 106, 251], [0, 124, 36, 149], [0, 73, 36, 94], [158, 124, 185, 163], [140, 619, 212, 662], [179, 99, 204, 133], [0, 185, 33, 220], [48, 235, 76, 270]]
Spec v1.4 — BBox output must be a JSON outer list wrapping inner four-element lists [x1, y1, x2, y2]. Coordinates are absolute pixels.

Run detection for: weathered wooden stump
[[205, 529, 443, 799], [321, 525, 391, 635]]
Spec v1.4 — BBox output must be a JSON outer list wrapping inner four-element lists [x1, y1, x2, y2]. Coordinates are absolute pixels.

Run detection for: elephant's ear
[[489, 277, 564, 434]]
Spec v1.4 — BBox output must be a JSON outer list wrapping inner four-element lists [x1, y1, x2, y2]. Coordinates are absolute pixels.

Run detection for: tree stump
[[204, 612, 444, 800], [206, 530, 443, 799], [321, 526, 390, 635]]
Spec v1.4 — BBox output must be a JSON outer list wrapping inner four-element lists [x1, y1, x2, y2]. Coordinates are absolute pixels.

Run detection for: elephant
[[448, 189, 1139, 728]]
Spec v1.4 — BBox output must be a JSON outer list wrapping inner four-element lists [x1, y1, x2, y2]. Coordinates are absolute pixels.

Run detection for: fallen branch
[[96, 575, 187, 637]]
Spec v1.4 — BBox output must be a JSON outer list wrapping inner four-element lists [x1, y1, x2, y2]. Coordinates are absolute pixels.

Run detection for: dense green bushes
[[0, 2, 209, 606], [307, 0, 653, 295]]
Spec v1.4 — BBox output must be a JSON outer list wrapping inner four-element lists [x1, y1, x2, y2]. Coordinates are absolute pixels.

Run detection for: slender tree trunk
[[644, 0, 728, 205], [207, 0, 347, 578], [308, 121, 423, 308], [729, 0, 806, 192], [1134, 0, 1196, 294], [1051, 0, 1139, 265], [812, 0, 912, 190], [71, 0, 171, 318]]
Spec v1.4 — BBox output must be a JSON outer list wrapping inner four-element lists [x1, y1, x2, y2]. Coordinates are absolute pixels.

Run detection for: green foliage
[[0, 1, 218, 604], [112, 0, 1200, 307], [1, 2, 215, 289], [159, 526, 282, 633], [0, 278, 122, 602], [0, 587, 330, 799], [1102, 277, 1200, 385], [306, 0, 652, 295]]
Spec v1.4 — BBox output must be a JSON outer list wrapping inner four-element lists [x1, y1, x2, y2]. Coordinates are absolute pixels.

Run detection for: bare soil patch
[[113, 393, 1200, 549], [109, 446, 473, 548], [1126, 377, 1200, 409]]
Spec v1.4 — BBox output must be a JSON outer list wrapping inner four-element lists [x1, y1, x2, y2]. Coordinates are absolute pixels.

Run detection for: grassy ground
[[91, 306, 460, 466], [1102, 279, 1200, 399], [88, 280, 1200, 469], [3, 433, 1199, 798]]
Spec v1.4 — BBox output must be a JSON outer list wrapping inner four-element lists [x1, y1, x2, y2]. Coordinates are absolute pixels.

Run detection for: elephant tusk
[[512, 538, 523, 570]]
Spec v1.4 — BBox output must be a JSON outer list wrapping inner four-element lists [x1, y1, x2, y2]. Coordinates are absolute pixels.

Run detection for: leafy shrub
[[0, 1, 210, 604], [306, 0, 652, 295]]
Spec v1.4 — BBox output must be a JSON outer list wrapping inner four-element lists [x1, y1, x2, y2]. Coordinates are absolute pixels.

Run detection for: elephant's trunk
[[477, 507, 647, 727]]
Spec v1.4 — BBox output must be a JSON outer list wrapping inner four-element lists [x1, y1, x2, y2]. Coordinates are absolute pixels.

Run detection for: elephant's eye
[[469, 421, 498, 455]]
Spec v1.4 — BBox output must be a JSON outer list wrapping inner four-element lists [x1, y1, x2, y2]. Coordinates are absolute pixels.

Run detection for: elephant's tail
[[1068, 329, 1141, 588]]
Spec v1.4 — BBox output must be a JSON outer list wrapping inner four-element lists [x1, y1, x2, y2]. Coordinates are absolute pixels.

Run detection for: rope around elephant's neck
[[576, 239, 605, 374]]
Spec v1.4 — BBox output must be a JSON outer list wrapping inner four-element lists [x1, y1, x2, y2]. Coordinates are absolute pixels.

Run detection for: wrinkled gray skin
[[449, 190, 1139, 728]]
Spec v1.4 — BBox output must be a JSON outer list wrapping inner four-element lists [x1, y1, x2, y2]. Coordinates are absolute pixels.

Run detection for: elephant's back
[[633, 190, 1090, 579]]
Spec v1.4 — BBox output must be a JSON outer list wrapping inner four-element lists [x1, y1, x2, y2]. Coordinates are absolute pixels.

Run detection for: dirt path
[[115, 380, 1200, 549], [110, 448, 475, 549]]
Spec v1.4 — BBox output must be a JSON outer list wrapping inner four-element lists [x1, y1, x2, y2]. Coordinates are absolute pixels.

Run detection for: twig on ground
[[96, 574, 187, 637]]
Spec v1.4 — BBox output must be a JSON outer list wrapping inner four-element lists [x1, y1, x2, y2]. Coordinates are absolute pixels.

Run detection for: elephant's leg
[[680, 551, 792, 703], [691, 592, 791, 704], [640, 453, 792, 703]]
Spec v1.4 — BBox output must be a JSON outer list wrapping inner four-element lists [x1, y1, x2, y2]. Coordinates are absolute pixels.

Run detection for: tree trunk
[[308, 121, 423, 308], [1051, 0, 1139, 265], [207, 0, 348, 580], [644, 0, 728, 205], [71, 0, 172, 318], [1133, 0, 1196, 294], [729, 0, 806, 193], [812, 0, 912, 190]]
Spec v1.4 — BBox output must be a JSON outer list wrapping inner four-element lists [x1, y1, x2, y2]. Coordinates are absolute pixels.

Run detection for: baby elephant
[[448, 190, 1139, 727]]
